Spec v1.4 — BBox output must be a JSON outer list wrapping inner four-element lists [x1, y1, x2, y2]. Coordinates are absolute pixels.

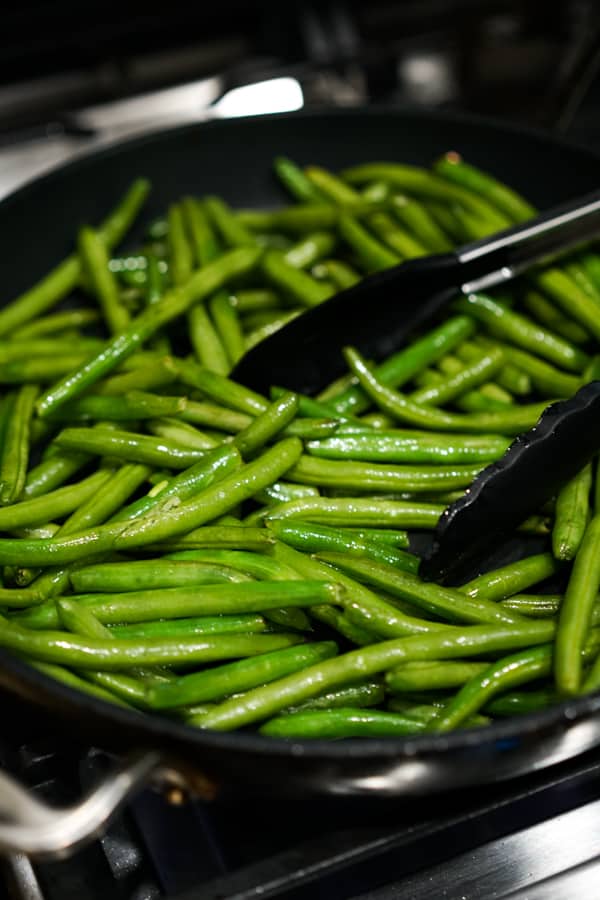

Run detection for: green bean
[[144, 250, 164, 305], [93, 357, 177, 396], [199, 620, 554, 731], [163, 548, 302, 582], [181, 197, 219, 266], [0, 179, 150, 337], [79, 226, 130, 333], [337, 214, 399, 271], [0, 587, 46, 608], [482, 341, 581, 398], [146, 641, 336, 709], [0, 438, 301, 566], [555, 514, 600, 694], [244, 311, 301, 350], [175, 358, 268, 414], [233, 289, 281, 313], [500, 594, 562, 617], [309, 604, 375, 645], [455, 341, 531, 397], [45, 391, 186, 423], [22, 451, 91, 500], [16, 580, 341, 630], [111, 614, 269, 639], [70, 559, 253, 592], [286, 680, 385, 713], [367, 211, 428, 259], [151, 525, 275, 552], [13, 309, 101, 340], [0, 468, 111, 529], [553, 463, 592, 561], [145, 418, 217, 451], [485, 689, 557, 716], [386, 659, 489, 692], [410, 347, 505, 408], [274, 156, 326, 203], [328, 316, 475, 415], [259, 707, 428, 739], [237, 205, 339, 233], [454, 293, 588, 373], [32, 660, 131, 707], [433, 153, 534, 222], [0, 338, 104, 364], [256, 481, 319, 506], [535, 267, 600, 342], [344, 345, 551, 434], [317, 553, 526, 627], [261, 249, 333, 307], [178, 400, 252, 433], [286, 454, 483, 493], [204, 196, 257, 248], [283, 232, 336, 269], [0, 386, 38, 504], [265, 496, 444, 528], [167, 204, 194, 285], [109, 445, 241, 523], [523, 290, 589, 346], [391, 195, 453, 252], [315, 259, 360, 289], [233, 392, 298, 458], [0, 619, 302, 670], [337, 528, 409, 548], [267, 519, 419, 573], [36, 246, 261, 417], [209, 291, 245, 366], [270, 541, 448, 640], [341, 163, 508, 229], [0, 355, 98, 384], [429, 645, 554, 731], [283, 417, 340, 440], [458, 553, 560, 602], [55, 426, 206, 468]]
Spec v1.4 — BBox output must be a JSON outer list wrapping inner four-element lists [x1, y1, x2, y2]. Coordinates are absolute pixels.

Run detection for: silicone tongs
[[231, 189, 600, 582]]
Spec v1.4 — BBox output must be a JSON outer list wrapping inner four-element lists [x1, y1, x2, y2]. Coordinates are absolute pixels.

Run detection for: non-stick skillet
[[1, 108, 600, 856]]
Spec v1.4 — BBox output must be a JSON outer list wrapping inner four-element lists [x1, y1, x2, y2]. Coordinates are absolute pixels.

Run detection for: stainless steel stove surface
[[2, 2, 600, 898]]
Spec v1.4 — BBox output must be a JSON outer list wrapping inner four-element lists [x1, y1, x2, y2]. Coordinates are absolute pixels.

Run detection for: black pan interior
[[2, 108, 600, 794]]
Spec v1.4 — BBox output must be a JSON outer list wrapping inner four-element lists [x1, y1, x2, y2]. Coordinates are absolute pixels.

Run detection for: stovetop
[[3, 722, 600, 900], [2, 2, 600, 898]]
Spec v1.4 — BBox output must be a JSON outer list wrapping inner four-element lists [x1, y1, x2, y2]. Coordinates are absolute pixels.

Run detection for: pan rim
[[2, 105, 600, 767]]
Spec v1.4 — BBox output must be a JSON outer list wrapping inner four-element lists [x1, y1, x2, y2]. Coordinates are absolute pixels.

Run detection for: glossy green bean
[[36, 246, 261, 417], [32, 660, 131, 707], [306, 431, 510, 464], [458, 553, 560, 602], [328, 316, 475, 415], [175, 359, 268, 415], [316, 553, 526, 627], [410, 348, 505, 408], [79, 226, 130, 333], [267, 518, 419, 573], [46, 391, 186, 423], [151, 525, 275, 552], [209, 291, 245, 366], [0, 468, 111, 529], [204, 196, 256, 248], [523, 290, 589, 346], [70, 559, 251, 592], [0, 385, 38, 504], [553, 463, 592, 561], [344, 346, 551, 434], [0, 179, 150, 337], [261, 249, 333, 307], [386, 659, 489, 692], [454, 293, 588, 373], [199, 620, 555, 730], [265, 496, 444, 528], [286, 455, 484, 493], [286, 680, 385, 713], [146, 641, 337, 709], [13, 309, 101, 340], [111, 614, 269, 639], [555, 514, 600, 694], [0, 619, 301, 670], [274, 156, 326, 203], [167, 204, 194, 285], [55, 426, 206, 468], [146, 418, 217, 451], [233, 392, 298, 458], [259, 707, 428, 738], [177, 400, 252, 433], [391, 195, 453, 252], [16, 580, 340, 630]]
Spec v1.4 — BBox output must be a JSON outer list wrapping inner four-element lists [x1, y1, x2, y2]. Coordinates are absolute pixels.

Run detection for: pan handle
[[0, 751, 160, 859]]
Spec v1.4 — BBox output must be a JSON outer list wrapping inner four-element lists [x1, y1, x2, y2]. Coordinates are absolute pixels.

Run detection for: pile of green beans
[[1, 153, 600, 741]]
